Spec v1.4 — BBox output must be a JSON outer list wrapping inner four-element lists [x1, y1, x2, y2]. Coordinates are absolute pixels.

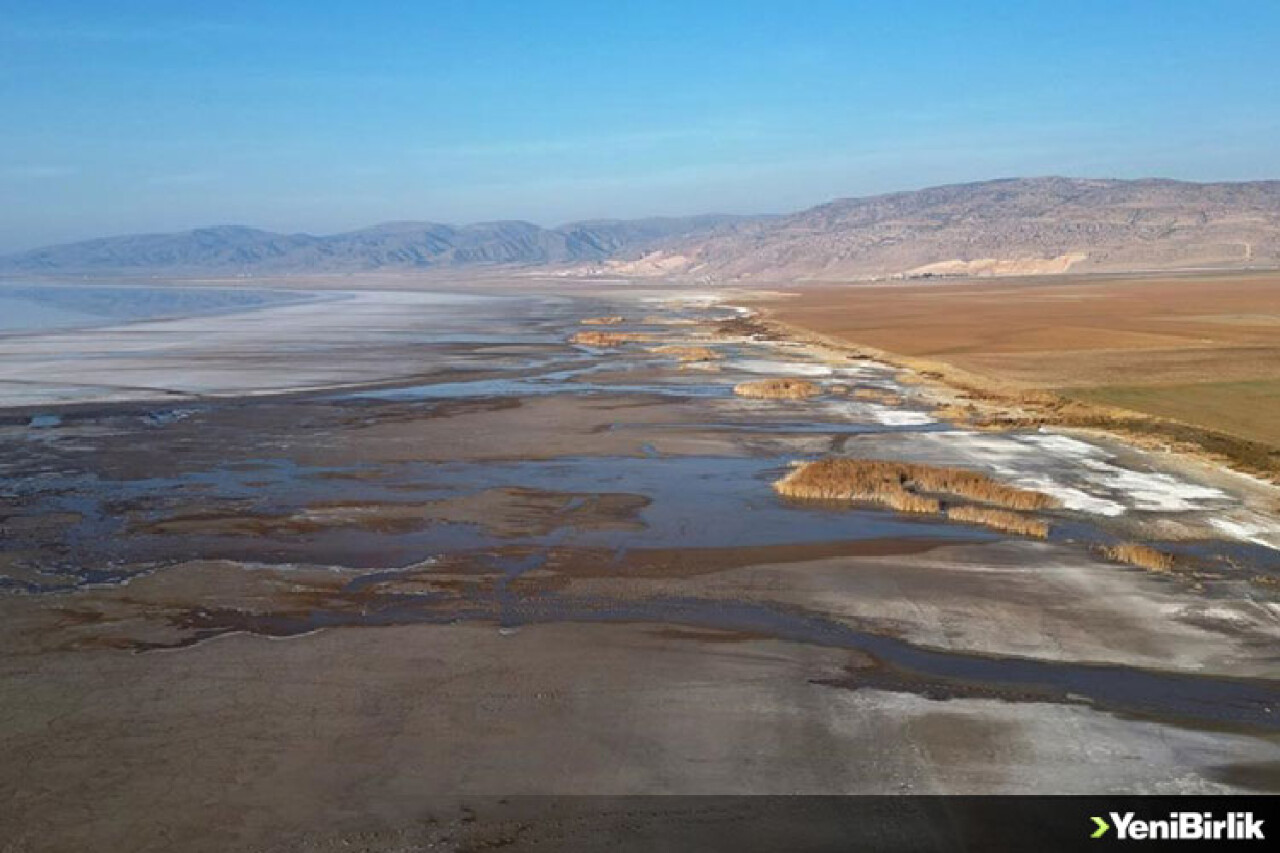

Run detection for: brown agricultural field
[[753, 271, 1280, 474]]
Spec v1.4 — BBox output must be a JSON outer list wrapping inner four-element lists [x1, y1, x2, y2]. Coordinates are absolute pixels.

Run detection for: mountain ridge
[[4, 177, 1280, 279], [635, 176, 1280, 281], [0, 214, 760, 275]]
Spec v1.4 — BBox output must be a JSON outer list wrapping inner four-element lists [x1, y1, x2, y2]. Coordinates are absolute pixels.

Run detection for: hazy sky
[[3, 1, 1279, 251]]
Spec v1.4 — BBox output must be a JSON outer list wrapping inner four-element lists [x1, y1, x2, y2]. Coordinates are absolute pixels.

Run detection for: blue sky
[[2, 1, 1279, 251]]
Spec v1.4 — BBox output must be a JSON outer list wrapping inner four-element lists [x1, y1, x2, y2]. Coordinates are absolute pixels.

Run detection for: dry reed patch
[[932, 402, 982, 424], [876, 491, 942, 514], [774, 458, 1058, 514], [774, 460, 939, 513], [1100, 543, 1176, 572], [946, 505, 1049, 538], [733, 378, 823, 400], [570, 331, 651, 346], [854, 388, 904, 405], [649, 345, 721, 362], [715, 316, 773, 339], [581, 316, 625, 325]]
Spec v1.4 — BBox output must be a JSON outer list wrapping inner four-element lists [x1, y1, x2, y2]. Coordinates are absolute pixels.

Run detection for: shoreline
[[0, 279, 331, 338], [742, 299, 1280, 492], [0, 286, 527, 411]]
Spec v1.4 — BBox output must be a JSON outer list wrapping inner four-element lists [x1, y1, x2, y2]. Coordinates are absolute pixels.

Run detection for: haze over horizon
[[4, 1, 1279, 253]]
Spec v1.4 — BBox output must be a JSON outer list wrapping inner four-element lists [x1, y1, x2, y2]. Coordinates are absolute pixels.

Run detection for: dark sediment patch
[[715, 316, 775, 339], [1205, 760, 1280, 793], [533, 537, 966, 579], [142, 588, 1280, 736]]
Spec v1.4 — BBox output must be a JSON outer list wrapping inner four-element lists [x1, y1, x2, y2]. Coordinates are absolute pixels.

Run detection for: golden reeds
[[580, 316, 625, 325], [649, 345, 721, 362], [945, 505, 1049, 538], [570, 331, 650, 346], [931, 402, 981, 424], [733, 378, 823, 400], [879, 491, 943, 514], [774, 457, 1059, 514], [1100, 543, 1176, 572], [773, 459, 939, 513], [853, 388, 904, 406]]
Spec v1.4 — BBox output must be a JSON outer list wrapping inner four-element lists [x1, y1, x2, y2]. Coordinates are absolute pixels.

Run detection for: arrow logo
[[1091, 816, 1110, 839]]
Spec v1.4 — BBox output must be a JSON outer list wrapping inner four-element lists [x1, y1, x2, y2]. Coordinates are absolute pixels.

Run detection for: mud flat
[[1, 278, 1279, 851]]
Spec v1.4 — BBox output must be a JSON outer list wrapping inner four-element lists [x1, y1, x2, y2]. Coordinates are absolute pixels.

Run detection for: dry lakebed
[[0, 276, 1278, 851]]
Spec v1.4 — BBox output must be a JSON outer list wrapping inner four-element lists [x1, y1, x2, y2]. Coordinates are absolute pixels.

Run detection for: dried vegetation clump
[[733, 378, 823, 400], [1100, 543, 1176, 572], [932, 402, 983, 424], [649, 345, 721, 362], [945, 505, 1049, 538], [876, 490, 942, 514], [570, 331, 651, 346], [580, 316, 625, 325], [714, 316, 773, 339], [774, 458, 1059, 514], [853, 387, 905, 406]]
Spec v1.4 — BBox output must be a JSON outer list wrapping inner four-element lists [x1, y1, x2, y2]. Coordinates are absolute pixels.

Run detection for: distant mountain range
[[4, 177, 1279, 280], [651, 177, 1280, 280], [0, 215, 756, 275]]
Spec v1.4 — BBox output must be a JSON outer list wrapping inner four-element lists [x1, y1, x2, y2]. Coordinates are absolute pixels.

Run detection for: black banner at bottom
[[405, 796, 1277, 851]]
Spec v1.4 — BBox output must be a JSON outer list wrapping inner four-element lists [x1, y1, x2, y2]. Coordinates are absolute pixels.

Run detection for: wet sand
[[1, 279, 1279, 851]]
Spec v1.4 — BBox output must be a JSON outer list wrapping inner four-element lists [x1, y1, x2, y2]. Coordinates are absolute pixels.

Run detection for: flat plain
[[755, 271, 1280, 453]]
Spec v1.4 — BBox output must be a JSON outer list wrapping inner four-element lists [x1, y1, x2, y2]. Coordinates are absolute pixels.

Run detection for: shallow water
[[0, 450, 987, 589], [0, 281, 314, 333]]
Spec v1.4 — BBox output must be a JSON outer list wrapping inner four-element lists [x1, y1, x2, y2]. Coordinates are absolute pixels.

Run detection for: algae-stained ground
[[758, 271, 1280, 452]]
